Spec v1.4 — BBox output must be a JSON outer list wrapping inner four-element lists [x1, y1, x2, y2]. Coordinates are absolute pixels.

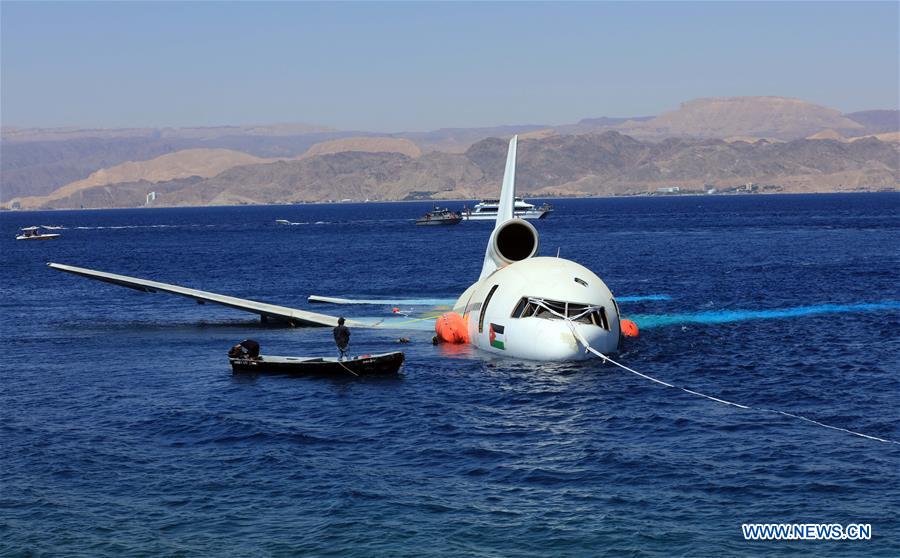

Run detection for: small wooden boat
[[230, 351, 405, 376]]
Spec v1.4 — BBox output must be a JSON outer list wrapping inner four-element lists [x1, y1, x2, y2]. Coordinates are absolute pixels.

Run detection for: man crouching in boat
[[333, 317, 350, 360], [228, 339, 261, 360]]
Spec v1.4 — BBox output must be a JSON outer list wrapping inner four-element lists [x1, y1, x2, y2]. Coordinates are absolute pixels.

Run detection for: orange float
[[435, 312, 469, 344], [620, 319, 639, 338]]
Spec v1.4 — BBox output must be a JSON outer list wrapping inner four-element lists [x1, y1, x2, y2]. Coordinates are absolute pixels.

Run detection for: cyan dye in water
[[632, 301, 900, 329], [1, 193, 898, 556]]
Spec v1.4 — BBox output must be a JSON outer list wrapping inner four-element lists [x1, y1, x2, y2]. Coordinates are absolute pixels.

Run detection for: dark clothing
[[333, 324, 351, 360], [229, 339, 260, 359], [239, 339, 260, 358], [333, 325, 350, 349]]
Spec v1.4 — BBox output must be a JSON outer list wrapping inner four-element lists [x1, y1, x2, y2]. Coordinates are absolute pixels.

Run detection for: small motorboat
[[415, 206, 462, 226], [16, 226, 61, 241], [230, 351, 405, 376]]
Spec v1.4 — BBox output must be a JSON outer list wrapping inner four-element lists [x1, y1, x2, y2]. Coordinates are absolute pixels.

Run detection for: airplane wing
[[47, 262, 371, 328]]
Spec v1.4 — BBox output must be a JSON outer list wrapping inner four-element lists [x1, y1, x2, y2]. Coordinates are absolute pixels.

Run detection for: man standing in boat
[[333, 317, 350, 360]]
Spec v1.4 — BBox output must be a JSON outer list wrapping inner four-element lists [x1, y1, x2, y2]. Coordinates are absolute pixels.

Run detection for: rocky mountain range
[[2, 96, 898, 209], [20, 131, 898, 210]]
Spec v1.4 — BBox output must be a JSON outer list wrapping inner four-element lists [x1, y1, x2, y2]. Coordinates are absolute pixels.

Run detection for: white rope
[[335, 353, 359, 376], [338, 361, 359, 377], [525, 297, 601, 323], [526, 297, 898, 445]]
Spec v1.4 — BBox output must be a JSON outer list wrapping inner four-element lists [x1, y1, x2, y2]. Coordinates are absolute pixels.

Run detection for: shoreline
[[1, 189, 897, 213]]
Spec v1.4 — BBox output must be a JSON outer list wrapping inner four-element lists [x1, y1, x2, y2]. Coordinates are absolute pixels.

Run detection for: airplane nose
[[525, 320, 602, 361], [567, 322, 608, 360]]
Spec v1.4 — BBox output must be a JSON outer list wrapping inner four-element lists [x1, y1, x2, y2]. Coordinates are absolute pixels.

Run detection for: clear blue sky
[[2, 1, 897, 131]]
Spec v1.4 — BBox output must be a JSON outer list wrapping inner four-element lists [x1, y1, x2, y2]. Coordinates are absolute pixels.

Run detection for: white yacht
[[16, 226, 61, 241], [462, 198, 552, 221]]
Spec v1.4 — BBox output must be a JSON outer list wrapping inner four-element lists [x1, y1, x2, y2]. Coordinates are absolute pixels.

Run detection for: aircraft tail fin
[[480, 136, 537, 280], [495, 135, 518, 230]]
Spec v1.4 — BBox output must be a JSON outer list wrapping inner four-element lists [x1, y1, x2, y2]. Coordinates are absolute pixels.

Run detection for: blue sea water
[[1, 193, 898, 556]]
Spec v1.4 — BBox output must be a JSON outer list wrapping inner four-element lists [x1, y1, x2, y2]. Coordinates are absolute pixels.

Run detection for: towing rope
[[526, 297, 898, 445], [335, 352, 359, 377]]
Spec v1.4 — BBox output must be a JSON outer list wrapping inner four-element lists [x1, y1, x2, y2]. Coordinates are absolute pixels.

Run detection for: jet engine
[[486, 218, 539, 270]]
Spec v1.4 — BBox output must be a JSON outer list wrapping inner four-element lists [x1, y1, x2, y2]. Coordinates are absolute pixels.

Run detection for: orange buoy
[[435, 312, 469, 344], [392, 307, 400, 313], [621, 319, 639, 338]]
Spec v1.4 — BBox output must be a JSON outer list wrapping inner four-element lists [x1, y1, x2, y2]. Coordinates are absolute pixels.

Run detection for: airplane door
[[478, 284, 500, 333]]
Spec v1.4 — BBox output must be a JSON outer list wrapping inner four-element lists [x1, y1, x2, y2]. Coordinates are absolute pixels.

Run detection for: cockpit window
[[511, 297, 532, 319], [510, 297, 609, 330], [534, 299, 566, 319]]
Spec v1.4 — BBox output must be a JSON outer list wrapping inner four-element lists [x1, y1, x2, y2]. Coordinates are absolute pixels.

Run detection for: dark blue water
[[2, 194, 898, 556]]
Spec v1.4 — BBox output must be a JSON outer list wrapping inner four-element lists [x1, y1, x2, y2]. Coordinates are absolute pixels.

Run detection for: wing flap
[[308, 294, 456, 306]]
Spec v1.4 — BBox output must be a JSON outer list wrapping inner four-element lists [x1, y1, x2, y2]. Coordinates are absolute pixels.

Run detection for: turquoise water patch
[[617, 294, 672, 302], [631, 301, 900, 329]]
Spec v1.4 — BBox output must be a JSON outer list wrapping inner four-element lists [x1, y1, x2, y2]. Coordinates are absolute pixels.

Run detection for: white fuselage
[[454, 257, 621, 360]]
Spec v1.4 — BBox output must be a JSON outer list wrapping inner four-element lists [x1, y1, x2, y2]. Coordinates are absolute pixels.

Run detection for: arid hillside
[[616, 97, 865, 140], [24, 132, 897, 209], [11, 149, 278, 209], [3, 96, 898, 207], [299, 137, 422, 159], [9, 137, 427, 209]]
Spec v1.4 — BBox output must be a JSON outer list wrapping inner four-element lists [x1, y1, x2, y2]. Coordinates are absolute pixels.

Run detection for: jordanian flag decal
[[489, 323, 506, 350]]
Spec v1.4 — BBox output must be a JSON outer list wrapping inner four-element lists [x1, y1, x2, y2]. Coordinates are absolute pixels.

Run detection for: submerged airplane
[[48, 136, 623, 361]]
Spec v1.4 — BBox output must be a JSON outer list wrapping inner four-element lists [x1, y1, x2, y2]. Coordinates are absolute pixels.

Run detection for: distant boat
[[16, 226, 61, 241], [462, 197, 552, 220], [415, 206, 463, 226]]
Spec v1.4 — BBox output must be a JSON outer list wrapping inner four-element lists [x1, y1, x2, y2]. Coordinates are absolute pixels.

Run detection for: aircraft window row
[[510, 297, 609, 330]]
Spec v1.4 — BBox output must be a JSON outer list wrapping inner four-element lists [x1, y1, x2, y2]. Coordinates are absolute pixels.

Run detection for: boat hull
[[415, 217, 462, 225], [230, 351, 405, 376], [463, 209, 550, 221], [16, 234, 61, 241]]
